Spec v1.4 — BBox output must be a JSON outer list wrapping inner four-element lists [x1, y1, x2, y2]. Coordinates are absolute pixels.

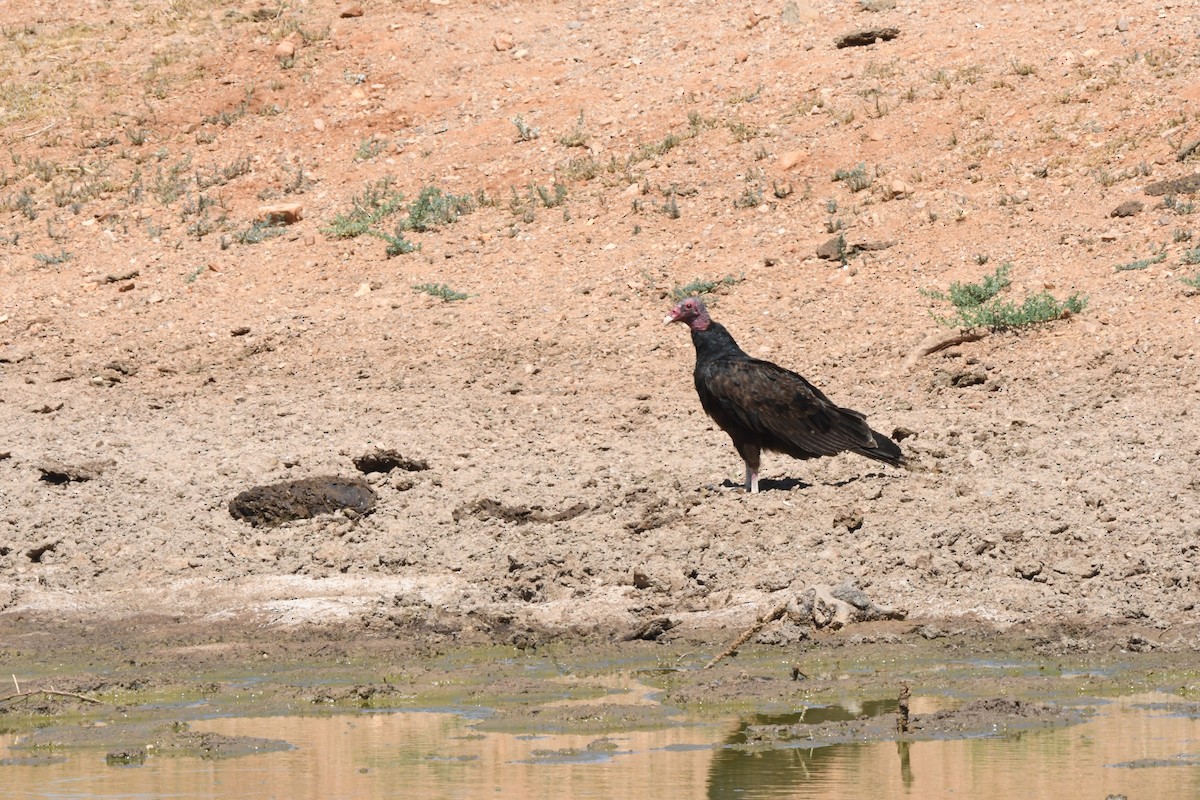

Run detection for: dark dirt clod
[[37, 460, 106, 483], [453, 498, 590, 524], [352, 449, 430, 474], [623, 616, 677, 641], [1144, 174, 1200, 196], [832, 508, 864, 532], [228, 476, 377, 527], [105, 747, 147, 765], [835, 27, 901, 47]]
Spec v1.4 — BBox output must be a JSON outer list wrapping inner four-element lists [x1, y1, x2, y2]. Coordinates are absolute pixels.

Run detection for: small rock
[[1126, 635, 1154, 653], [623, 617, 676, 641], [31, 401, 65, 413], [1015, 561, 1043, 580], [340, 5, 364, 17], [951, 370, 987, 387], [256, 203, 303, 225], [917, 624, 944, 640], [816, 236, 847, 261], [1052, 560, 1102, 579], [275, 40, 295, 61], [832, 507, 864, 532], [1110, 200, 1142, 218], [733, 49, 749, 64], [885, 179, 913, 200], [493, 32, 515, 51], [1116, 17, 1129, 32], [0, 348, 30, 364], [777, 150, 803, 171], [830, 581, 871, 609], [1100, 230, 1121, 242], [780, 0, 818, 26], [313, 118, 325, 132]]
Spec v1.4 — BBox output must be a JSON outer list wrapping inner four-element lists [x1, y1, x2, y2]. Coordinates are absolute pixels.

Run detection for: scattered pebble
[[777, 150, 803, 171], [256, 203, 304, 225]]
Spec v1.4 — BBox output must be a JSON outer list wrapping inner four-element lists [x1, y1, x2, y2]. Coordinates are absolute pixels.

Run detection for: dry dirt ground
[[1, 0, 1199, 656]]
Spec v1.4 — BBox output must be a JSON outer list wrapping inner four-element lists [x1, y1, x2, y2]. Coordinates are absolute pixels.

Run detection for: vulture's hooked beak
[[663, 307, 680, 325]]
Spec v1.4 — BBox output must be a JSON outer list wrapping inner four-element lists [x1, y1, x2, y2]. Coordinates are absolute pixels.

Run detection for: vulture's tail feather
[[853, 428, 905, 467]]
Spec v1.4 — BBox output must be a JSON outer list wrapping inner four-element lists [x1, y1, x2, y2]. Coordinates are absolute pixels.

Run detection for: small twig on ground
[[703, 598, 791, 669], [7, 120, 58, 145], [901, 330, 987, 372], [0, 689, 104, 706]]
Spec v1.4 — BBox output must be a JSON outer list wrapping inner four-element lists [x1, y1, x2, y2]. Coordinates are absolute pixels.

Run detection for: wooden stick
[[12, 120, 57, 143], [703, 598, 791, 669], [901, 329, 987, 372], [0, 689, 104, 706]]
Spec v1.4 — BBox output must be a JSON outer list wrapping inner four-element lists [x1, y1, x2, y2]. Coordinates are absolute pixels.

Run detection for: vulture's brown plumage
[[665, 297, 903, 492]]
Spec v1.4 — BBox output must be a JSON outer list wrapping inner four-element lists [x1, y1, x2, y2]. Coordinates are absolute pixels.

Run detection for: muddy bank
[[3, 622, 1198, 748], [743, 698, 1088, 747], [9, 720, 292, 761]]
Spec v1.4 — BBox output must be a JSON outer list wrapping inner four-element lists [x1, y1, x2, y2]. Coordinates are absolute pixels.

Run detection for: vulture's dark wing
[[696, 357, 878, 459]]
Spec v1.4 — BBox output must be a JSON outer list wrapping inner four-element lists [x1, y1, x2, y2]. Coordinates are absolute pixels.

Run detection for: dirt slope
[[1, 0, 1198, 647]]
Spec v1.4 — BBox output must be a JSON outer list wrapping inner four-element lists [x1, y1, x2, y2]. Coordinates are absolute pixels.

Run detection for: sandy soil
[[1, 0, 1199, 653]]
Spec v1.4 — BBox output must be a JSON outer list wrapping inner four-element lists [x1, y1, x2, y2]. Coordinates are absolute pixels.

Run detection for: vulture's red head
[[664, 297, 712, 331]]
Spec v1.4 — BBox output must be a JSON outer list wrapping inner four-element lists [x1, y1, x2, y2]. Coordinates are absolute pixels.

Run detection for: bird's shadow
[[718, 477, 813, 493], [714, 474, 879, 493]]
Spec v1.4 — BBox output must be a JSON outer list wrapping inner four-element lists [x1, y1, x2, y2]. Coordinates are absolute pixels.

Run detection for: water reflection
[[0, 695, 1197, 800], [708, 698, 900, 799]]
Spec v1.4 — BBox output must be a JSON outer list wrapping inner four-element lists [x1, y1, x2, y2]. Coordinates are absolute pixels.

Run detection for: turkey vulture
[[665, 297, 904, 492]]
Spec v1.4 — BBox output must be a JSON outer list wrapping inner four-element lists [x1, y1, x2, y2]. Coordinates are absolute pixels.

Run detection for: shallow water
[[2, 694, 1197, 799]]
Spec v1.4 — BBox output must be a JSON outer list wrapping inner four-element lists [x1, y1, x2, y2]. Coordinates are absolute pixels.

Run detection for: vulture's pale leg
[[736, 443, 761, 493], [744, 464, 759, 493]]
